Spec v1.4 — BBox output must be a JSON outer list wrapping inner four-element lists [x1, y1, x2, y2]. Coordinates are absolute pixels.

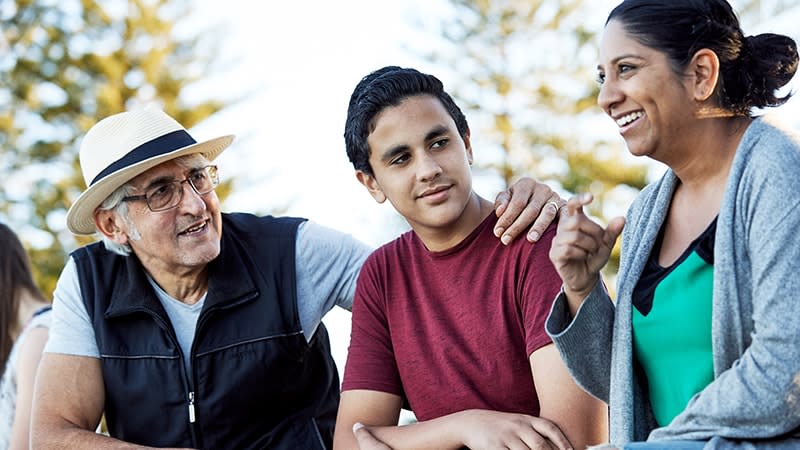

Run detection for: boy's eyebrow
[[424, 124, 449, 142], [378, 124, 452, 163], [380, 144, 410, 163]]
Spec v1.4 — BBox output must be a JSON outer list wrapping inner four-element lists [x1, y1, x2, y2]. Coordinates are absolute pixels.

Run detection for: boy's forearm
[[353, 409, 571, 450], [364, 413, 465, 450]]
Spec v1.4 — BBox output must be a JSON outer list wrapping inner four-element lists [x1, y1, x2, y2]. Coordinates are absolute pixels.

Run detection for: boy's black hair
[[344, 66, 469, 175]]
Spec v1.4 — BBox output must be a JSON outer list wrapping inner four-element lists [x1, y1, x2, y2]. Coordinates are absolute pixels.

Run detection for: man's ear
[[94, 209, 129, 244], [690, 48, 720, 102], [355, 170, 387, 204]]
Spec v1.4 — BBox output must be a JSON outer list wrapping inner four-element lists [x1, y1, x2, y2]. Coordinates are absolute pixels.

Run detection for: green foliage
[[426, 0, 649, 277], [429, 0, 647, 186], [1, 0, 229, 295]]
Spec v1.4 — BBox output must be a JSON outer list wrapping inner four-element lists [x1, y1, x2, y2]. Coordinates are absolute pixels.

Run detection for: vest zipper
[[140, 307, 199, 447], [188, 391, 196, 423]]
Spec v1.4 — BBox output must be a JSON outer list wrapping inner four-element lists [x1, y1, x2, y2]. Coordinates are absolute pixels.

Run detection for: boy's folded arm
[[333, 389, 463, 450], [332, 389, 400, 450], [531, 343, 610, 450], [334, 389, 574, 450]]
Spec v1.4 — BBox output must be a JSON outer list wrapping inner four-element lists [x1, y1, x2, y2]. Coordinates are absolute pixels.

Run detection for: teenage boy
[[333, 66, 608, 450]]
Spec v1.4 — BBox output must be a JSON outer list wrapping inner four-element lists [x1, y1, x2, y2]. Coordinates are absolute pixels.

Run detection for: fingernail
[[528, 231, 540, 242], [353, 422, 364, 432], [501, 234, 511, 245], [494, 227, 504, 237]]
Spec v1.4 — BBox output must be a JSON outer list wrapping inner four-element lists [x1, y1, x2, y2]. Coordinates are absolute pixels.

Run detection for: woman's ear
[[691, 48, 720, 102], [355, 170, 387, 204]]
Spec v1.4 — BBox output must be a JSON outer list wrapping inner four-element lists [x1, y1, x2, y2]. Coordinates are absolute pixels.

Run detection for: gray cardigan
[[546, 115, 800, 448]]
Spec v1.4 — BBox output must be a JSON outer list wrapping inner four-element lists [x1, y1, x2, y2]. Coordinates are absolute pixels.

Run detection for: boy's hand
[[457, 409, 572, 450], [353, 423, 392, 450], [494, 177, 564, 245]]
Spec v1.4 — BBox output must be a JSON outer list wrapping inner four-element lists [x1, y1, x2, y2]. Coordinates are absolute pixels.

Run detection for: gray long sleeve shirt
[[546, 114, 800, 448]]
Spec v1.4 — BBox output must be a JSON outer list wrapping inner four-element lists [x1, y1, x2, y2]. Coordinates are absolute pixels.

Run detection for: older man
[[31, 106, 563, 449]]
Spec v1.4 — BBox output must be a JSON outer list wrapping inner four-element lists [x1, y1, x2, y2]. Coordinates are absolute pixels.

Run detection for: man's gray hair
[[98, 183, 138, 256]]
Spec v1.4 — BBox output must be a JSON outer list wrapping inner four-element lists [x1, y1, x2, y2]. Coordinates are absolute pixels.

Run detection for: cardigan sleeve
[[546, 279, 616, 403]]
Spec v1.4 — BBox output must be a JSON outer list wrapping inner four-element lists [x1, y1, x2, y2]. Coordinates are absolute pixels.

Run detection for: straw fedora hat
[[66, 106, 234, 235]]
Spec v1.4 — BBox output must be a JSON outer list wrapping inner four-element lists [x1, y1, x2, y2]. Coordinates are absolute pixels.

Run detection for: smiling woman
[[546, 0, 800, 448]]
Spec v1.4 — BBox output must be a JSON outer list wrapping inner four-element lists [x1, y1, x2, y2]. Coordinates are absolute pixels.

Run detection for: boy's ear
[[463, 128, 474, 165], [691, 48, 720, 102], [355, 170, 387, 204], [94, 209, 130, 244]]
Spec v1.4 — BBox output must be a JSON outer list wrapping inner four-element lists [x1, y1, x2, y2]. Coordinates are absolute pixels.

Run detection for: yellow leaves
[[565, 150, 647, 191], [88, 52, 127, 81], [491, 73, 512, 96], [96, 82, 124, 113], [75, 114, 97, 134], [5, 0, 227, 293], [0, 113, 12, 130], [494, 113, 513, 137], [140, 45, 170, 83]]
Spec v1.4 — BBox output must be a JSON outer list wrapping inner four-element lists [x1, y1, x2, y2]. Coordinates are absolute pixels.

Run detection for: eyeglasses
[[122, 165, 219, 212]]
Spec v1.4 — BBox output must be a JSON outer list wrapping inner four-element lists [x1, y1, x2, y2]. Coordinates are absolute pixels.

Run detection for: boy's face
[[357, 94, 475, 236]]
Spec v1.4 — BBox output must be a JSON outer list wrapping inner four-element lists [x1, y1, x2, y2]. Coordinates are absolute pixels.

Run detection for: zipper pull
[[188, 391, 196, 423]]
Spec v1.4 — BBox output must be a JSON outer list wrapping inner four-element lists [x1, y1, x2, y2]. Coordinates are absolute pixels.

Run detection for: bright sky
[[184, 0, 462, 383], [188, 0, 456, 241], [177, 0, 800, 383]]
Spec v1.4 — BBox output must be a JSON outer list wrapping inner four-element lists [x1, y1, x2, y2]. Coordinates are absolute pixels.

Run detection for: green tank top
[[631, 219, 716, 426]]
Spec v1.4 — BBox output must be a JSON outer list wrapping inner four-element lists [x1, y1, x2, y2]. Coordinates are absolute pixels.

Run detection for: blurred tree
[[736, 0, 800, 25], [422, 0, 649, 275], [1, 0, 230, 295]]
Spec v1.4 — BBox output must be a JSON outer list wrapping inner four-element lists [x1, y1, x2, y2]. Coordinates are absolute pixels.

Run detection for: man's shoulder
[[70, 240, 117, 263], [223, 211, 307, 228], [222, 212, 307, 238]]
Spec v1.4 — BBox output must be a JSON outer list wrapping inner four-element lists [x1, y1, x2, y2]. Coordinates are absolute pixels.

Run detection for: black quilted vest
[[73, 213, 339, 449]]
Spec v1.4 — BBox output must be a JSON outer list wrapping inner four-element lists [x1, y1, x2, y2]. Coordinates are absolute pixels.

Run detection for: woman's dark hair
[[607, 0, 798, 116], [0, 223, 45, 368], [344, 66, 469, 175]]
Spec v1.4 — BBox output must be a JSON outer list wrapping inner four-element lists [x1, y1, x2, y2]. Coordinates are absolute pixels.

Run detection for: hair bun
[[744, 34, 798, 88]]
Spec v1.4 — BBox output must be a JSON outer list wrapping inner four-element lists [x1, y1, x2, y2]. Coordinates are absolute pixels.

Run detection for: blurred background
[[3, 0, 800, 385]]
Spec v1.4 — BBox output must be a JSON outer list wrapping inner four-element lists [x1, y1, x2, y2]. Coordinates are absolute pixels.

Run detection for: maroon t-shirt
[[341, 214, 561, 421]]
